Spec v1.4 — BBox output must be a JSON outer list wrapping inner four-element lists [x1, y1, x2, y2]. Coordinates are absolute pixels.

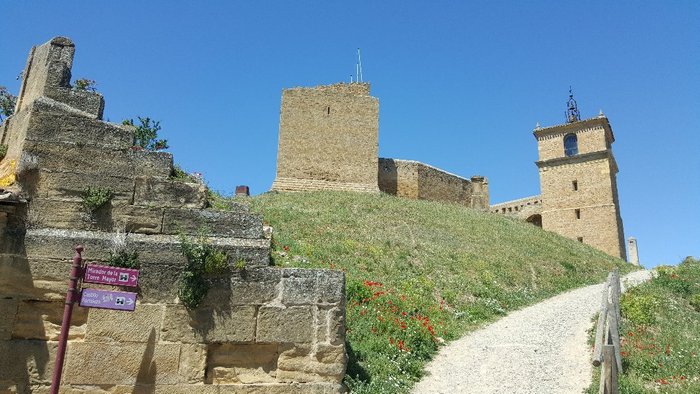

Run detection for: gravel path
[[412, 270, 652, 394]]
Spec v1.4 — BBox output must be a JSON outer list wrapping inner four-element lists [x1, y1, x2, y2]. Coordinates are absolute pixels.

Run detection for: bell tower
[[534, 90, 626, 259]]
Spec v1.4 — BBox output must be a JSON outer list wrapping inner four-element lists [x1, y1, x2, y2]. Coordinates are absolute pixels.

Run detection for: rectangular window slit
[[572, 180, 578, 191], [575, 209, 581, 219], [577, 237, 583, 243]]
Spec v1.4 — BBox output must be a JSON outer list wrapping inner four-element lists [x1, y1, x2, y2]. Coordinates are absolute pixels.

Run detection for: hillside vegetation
[[587, 257, 700, 393], [243, 191, 635, 393]]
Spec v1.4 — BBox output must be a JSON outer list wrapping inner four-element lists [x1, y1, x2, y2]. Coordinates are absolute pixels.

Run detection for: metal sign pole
[[50, 246, 83, 394]]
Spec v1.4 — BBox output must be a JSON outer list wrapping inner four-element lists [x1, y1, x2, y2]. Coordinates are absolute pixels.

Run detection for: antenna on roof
[[357, 48, 363, 82]]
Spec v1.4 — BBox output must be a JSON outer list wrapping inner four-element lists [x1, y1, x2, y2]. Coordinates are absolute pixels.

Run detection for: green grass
[[587, 257, 700, 394], [242, 191, 635, 393]]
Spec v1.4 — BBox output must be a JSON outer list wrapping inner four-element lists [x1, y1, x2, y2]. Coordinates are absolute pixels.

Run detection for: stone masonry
[[272, 83, 379, 193], [0, 37, 346, 393], [270, 82, 490, 210], [378, 158, 489, 209]]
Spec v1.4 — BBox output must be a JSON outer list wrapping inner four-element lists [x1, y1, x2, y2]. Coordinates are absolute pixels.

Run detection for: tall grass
[[246, 191, 634, 393]]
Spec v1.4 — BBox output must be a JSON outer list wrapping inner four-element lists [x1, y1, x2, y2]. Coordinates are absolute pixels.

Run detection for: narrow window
[[564, 133, 578, 156], [572, 180, 578, 191], [327, 106, 331, 115], [577, 237, 583, 243], [575, 209, 581, 219]]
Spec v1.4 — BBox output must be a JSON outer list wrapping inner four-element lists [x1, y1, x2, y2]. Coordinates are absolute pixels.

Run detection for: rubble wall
[[0, 37, 346, 394]]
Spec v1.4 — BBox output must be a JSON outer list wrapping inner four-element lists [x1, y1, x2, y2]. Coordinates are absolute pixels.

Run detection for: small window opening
[[577, 237, 584, 243], [572, 180, 578, 191], [575, 209, 581, 219], [327, 106, 331, 115]]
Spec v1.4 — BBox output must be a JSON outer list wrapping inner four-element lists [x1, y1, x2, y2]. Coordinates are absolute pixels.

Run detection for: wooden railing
[[592, 269, 622, 394]]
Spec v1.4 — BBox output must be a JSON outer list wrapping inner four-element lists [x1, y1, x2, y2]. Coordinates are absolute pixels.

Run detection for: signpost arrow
[[79, 288, 137, 312], [83, 263, 139, 287]]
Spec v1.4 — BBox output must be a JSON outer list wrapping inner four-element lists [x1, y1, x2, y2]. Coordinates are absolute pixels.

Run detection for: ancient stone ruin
[[0, 37, 346, 393]]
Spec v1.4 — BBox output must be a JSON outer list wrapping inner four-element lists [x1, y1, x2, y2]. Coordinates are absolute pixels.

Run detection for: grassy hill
[[241, 191, 636, 393]]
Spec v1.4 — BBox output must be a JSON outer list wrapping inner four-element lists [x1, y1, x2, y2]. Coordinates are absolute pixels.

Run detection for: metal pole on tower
[[357, 48, 363, 82]]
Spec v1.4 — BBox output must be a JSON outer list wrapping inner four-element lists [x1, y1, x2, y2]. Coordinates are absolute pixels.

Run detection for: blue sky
[[1, 1, 698, 267]]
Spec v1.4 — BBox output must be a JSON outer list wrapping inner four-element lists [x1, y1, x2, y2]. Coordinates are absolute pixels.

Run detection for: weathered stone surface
[[161, 305, 257, 343], [0, 299, 18, 340], [0, 254, 66, 301], [0, 340, 57, 385], [256, 306, 313, 343], [63, 342, 180, 385], [129, 150, 173, 178], [112, 204, 164, 234], [133, 177, 207, 209], [136, 262, 182, 303], [36, 170, 134, 201], [179, 344, 207, 384], [154, 386, 219, 394], [207, 343, 279, 384], [276, 344, 346, 383], [217, 382, 344, 394], [314, 306, 345, 346], [29, 197, 111, 232], [22, 141, 171, 179], [26, 110, 127, 149], [13, 300, 88, 340], [162, 208, 263, 239], [281, 269, 344, 305], [25, 228, 112, 261], [203, 268, 281, 307], [86, 304, 165, 343], [44, 87, 105, 118]]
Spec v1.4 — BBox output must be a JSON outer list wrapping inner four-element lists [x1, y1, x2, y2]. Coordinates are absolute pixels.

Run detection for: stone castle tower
[[271, 83, 379, 192], [533, 93, 626, 259]]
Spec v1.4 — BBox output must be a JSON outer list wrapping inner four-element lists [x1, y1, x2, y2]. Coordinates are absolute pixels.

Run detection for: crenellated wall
[[0, 37, 346, 394]]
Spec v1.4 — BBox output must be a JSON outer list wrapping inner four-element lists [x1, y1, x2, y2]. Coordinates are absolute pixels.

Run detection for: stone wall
[[378, 158, 489, 209], [490, 195, 543, 223], [272, 83, 379, 193], [0, 37, 346, 394]]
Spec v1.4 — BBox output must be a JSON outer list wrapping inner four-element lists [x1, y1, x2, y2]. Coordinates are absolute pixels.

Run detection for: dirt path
[[412, 270, 652, 394]]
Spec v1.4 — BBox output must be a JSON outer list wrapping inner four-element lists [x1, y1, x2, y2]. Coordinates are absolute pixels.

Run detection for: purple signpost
[[83, 263, 139, 287], [50, 248, 141, 394], [80, 288, 137, 311]]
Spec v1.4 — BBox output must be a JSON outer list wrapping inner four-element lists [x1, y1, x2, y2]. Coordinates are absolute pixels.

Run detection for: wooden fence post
[[602, 344, 619, 394]]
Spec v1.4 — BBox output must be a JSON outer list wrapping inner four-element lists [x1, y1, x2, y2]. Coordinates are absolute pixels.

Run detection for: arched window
[[564, 133, 578, 157]]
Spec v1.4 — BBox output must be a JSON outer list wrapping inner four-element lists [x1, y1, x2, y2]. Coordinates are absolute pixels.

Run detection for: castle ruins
[[0, 37, 347, 393], [272, 82, 490, 210]]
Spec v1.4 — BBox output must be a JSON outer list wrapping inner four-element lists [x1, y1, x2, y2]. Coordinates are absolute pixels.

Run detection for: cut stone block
[[25, 110, 128, 149], [206, 343, 279, 384], [12, 300, 88, 341], [0, 299, 18, 340], [129, 150, 173, 178], [203, 267, 281, 307], [36, 170, 134, 201], [63, 342, 180, 385], [86, 304, 165, 343], [217, 382, 343, 394], [256, 306, 313, 343], [161, 305, 257, 343], [112, 204, 164, 234], [281, 269, 344, 306], [162, 208, 264, 239], [133, 177, 207, 209], [178, 344, 207, 384], [276, 344, 346, 383], [44, 87, 105, 118]]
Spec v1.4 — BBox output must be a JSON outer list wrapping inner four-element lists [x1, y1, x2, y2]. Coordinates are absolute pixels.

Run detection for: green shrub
[[689, 294, 700, 312], [178, 233, 229, 309], [106, 250, 140, 269], [656, 265, 692, 296], [73, 78, 96, 92], [621, 290, 657, 326], [123, 117, 169, 151], [81, 187, 113, 212], [0, 86, 17, 121]]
